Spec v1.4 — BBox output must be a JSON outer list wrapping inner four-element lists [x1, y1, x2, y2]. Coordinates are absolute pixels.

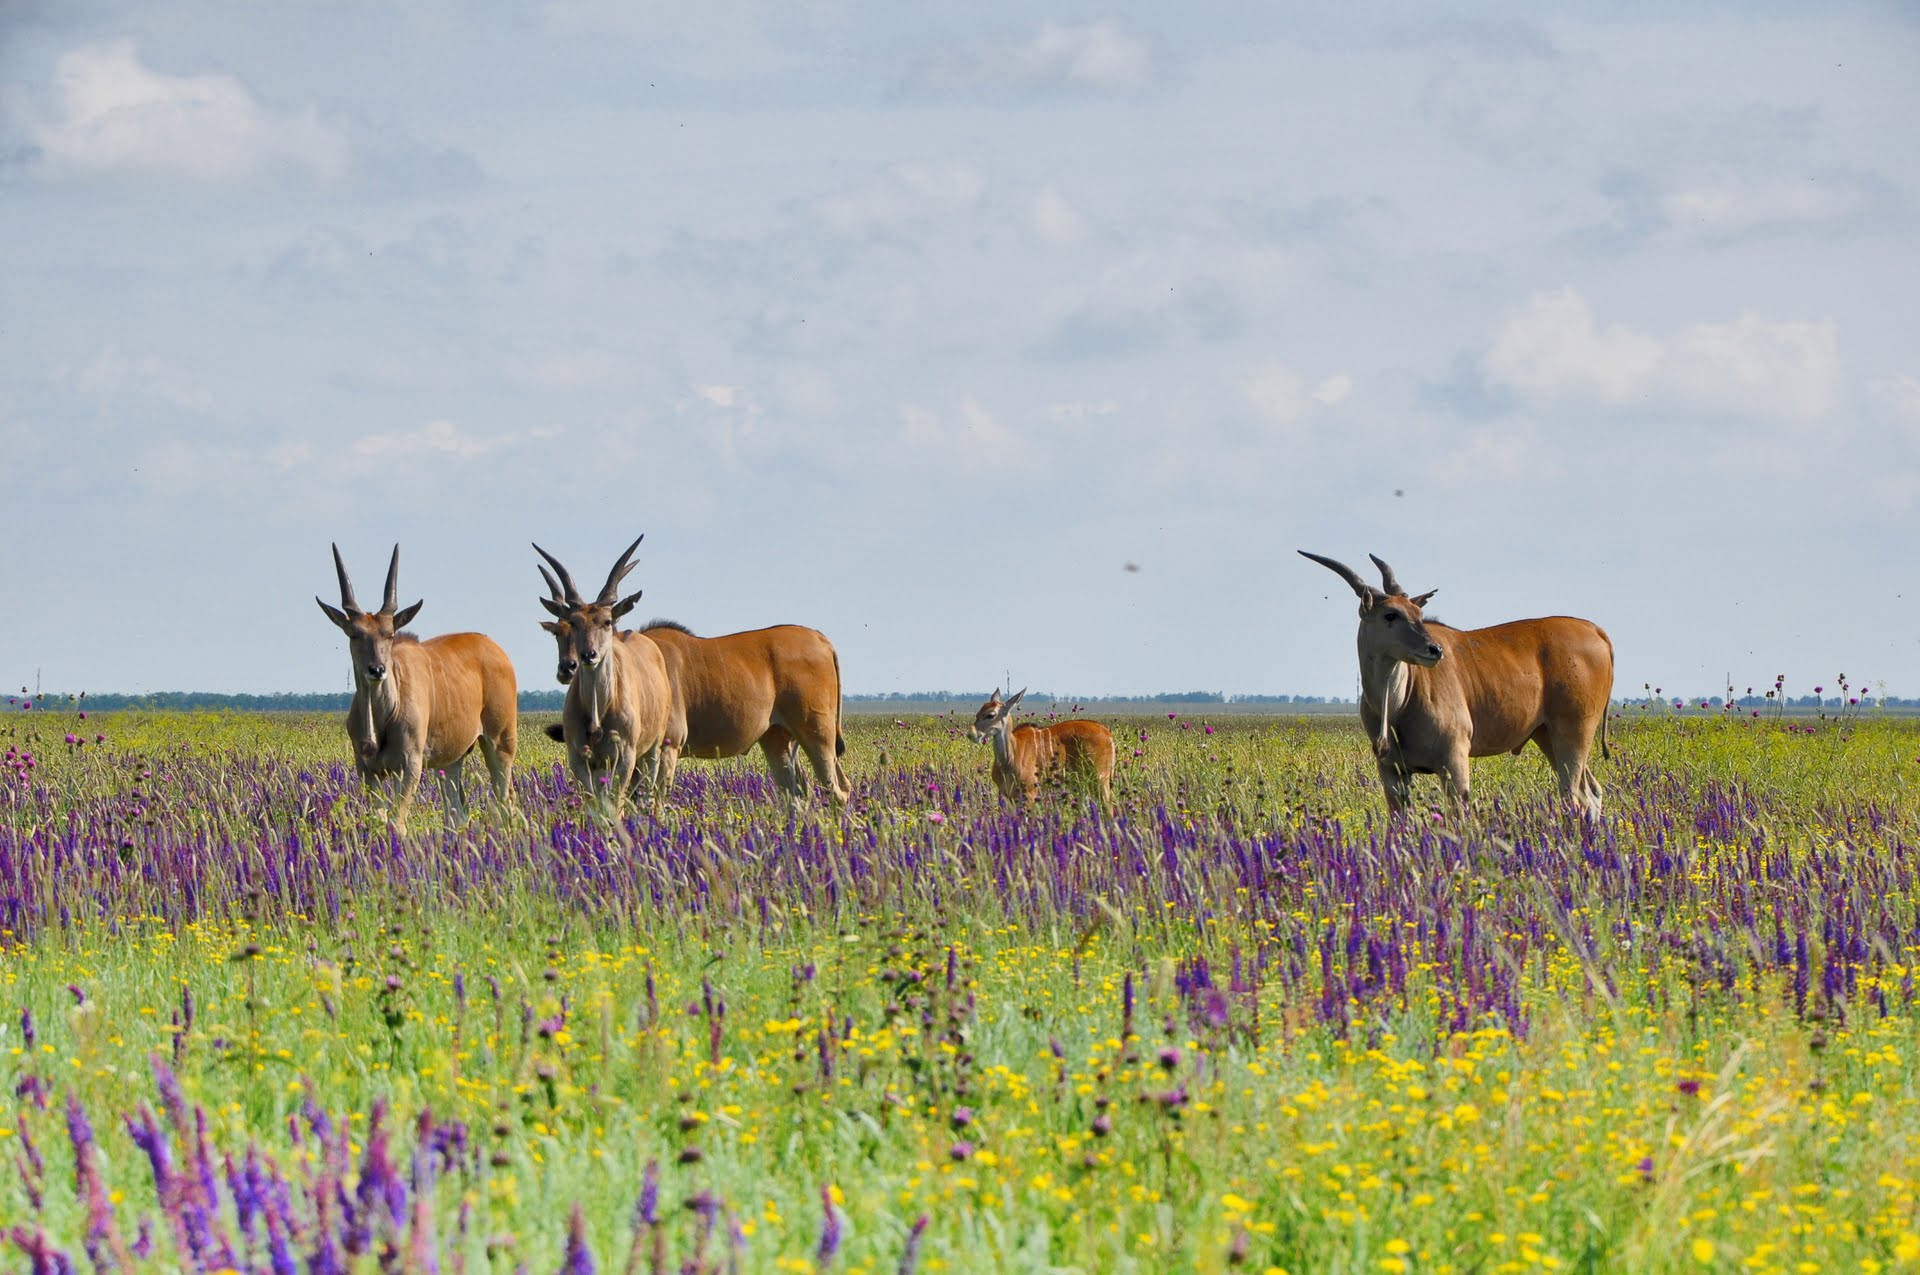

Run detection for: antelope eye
[[1383, 612, 1399, 624]]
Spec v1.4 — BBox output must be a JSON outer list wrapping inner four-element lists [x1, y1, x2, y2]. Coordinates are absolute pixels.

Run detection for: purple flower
[[559, 1204, 595, 1275], [816, 1185, 842, 1266], [897, 1215, 929, 1275]]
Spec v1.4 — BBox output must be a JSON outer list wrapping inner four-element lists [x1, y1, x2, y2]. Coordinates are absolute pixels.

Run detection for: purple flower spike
[[559, 1203, 595, 1275], [816, 1185, 842, 1266], [898, 1215, 930, 1275]]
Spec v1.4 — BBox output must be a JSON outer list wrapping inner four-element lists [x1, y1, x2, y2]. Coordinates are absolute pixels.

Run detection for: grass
[[1, 704, 1918, 1273]]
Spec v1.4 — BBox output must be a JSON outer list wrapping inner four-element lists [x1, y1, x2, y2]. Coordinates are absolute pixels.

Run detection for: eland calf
[[534, 537, 675, 815], [970, 689, 1115, 807], [315, 545, 517, 819], [1300, 551, 1613, 817]]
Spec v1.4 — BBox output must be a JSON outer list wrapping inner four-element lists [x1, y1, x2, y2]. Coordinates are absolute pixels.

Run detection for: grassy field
[[1, 704, 1918, 1273]]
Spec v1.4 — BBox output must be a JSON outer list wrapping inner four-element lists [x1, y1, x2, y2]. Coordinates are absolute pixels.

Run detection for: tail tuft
[[544, 723, 565, 743], [836, 733, 846, 757]]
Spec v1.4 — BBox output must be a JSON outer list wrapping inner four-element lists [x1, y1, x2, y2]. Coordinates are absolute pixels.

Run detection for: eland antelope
[[534, 536, 675, 815], [1299, 550, 1614, 817], [538, 580, 850, 807], [970, 689, 1115, 807], [314, 544, 517, 819]]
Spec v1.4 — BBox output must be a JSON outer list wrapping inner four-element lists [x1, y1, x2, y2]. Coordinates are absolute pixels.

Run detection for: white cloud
[[1482, 289, 1664, 406], [1245, 364, 1352, 431], [1870, 374, 1920, 436], [1662, 313, 1839, 424], [814, 162, 985, 238], [1048, 400, 1118, 422], [1311, 374, 1353, 407], [913, 20, 1157, 95], [353, 419, 514, 461], [1658, 178, 1881, 240], [1244, 363, 1307, 429], [1435, 422, 1549, 486], [1482, 288, 1839, 425], [68, 346, 216, 414], [1031, 184, 1088, 247], [14, 41, 351, 186], [899, 398, 1024, 469], [696, 383, 740, 408]]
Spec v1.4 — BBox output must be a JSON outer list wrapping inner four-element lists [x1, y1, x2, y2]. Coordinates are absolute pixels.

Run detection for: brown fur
[[640, 623, 850, 805], [556, 620, 674, 816], [972, 693, 1115, 807], [1301, 551, 1614, 817], [317, 545, 517, 820]]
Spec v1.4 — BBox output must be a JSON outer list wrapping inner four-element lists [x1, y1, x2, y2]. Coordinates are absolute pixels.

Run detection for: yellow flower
[[1897, 1234, 1920, 1263], [1386, 1240, 1412, 1255], [1691, 1238, 1715, 1264]]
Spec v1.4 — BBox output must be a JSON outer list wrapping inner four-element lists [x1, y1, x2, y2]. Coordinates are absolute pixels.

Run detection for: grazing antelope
[[533, 537, 675, 815], [969, 689, 1116, 807], [1299, 550, 1614, 817], [537, 579, 851, 807], [314, 544, 517, 820]]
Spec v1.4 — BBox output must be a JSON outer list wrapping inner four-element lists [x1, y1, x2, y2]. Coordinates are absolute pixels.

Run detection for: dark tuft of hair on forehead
[[393, 633, 422, 645], [643, 618, 696, 636]]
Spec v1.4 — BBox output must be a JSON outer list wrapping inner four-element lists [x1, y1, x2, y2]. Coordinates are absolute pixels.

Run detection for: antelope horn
[[532, 543, 584, 606], [597, 533, 645, 605], [1298, 550, 1371, 599], [1368, 553, 1405, 597], [381, 545, 401, 615], [538, 563, 566, 604], [331, 543, 361, 614]]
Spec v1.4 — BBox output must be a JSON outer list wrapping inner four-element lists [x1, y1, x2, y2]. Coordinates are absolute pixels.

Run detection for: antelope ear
[[1356, 587, 1383, 614], [392, 600, 424, 631], [611, 589, 643, 620], [1007, 688, 1027, 709], [539, 620, 561, 635], [1410, 589, 1438, 608], [316, 598, 353, 630], [539, 596, 569, 619]]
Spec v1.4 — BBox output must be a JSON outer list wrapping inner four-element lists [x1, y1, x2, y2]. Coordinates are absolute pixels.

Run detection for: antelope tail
[[1599, 708, 1611, 761], [832, 647, 846, 756]]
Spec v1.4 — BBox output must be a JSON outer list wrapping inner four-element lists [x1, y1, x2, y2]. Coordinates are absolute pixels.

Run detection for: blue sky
[[2, 1, 1917, 698]]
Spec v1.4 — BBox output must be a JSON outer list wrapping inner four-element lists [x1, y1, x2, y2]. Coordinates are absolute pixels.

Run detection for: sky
[[2, 0, 1917, 700]]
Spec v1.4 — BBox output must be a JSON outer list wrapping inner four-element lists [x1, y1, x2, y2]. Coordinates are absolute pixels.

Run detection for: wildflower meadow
[[2, 702, 1918, 1274]]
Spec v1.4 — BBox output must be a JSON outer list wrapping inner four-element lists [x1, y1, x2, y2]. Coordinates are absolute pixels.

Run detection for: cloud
[[352, 419, 526, 461], [1417, 22, 1584, 163], [1434, 421, 1551, 486], [1031, 184, 1088, 247], [813, 162, 985, 238], [1482, 288, 1839, 425], [8, 41, 352, 186], [1871, 374, 1920, 436], [898, 398, 1024, 470], [1311, 374, 1353, 407], [1045, 244, 1267, 359], [910, 20, 1158, 96], [1595, 170, 1906, 245], [1243, 363, 1353, 432]]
